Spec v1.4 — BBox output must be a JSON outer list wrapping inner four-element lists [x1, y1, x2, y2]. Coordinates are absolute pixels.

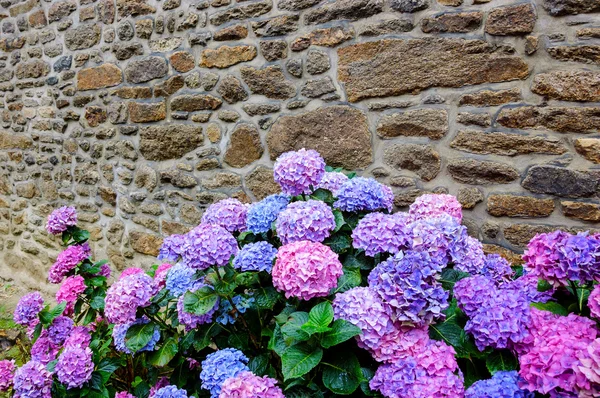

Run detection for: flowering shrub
[[2, 149, 600, 398]]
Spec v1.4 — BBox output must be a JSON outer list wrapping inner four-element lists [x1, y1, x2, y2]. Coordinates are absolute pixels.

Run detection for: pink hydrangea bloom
[[48, 243, 91, 283], [522, 231, 571, 287], [317, 171, 348, 195], [273, 149, 326, 196], [119, 267, 144, 280], [116, 392, 136, 398], [219, 371, 285, 398], [46, 206, 77, 235], [181, 224, 239, 270], [576, 339, 600, 395], [272, 241, 343, 300], [105, 273, 154, 324], [352, 213, 410, 257], [201, 198, 249, 233], [275, 200, 336, 245], [56, 275, 86, 316], [408, 194, 463, 223], [0, 360, 16, 392], [589, 285, 600, 320], [154, 263, 173, 290]]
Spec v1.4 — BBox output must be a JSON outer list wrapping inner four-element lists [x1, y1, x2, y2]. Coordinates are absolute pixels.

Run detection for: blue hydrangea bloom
[[246, 194, 290, 234], [233, 241, 277, 273], [47, 316, 74, 345], [200, 348, 249, 397], [152, 385, 189, 398], [158, 234, 186, 262], [165, 263, 197, 298], [216, 295, 255, 325], [334, 177, 394, 213], [112, 318, 160, 354], [481, 254, 514, 283], [465, 371, 534, 398]]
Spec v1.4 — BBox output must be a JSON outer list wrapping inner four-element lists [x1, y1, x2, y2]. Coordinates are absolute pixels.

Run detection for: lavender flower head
[[453, 275, 497, 317], [13, 360, 53, 398], [317, 171, 348, 195], [576, 338, 600, 395], [451, 235, 486, 275], [113, 318, 160, 354], [408, 194, 463, 223], [0, 360, 15, 392], [181, 224, 238, 270], [177, 285, 218, 331], [14, 291, 44, 327], [218, 371, 284, 398], [557, 232, 600, 284], [275, 200, 336, 244], [47, 316, 74, 345], [408, 214, 463, 265], [352, 213, 410, 257], [201, 198, 249, 233], [64, 326, 92, 349], [233, 241, 277, 273], [48, 243, 92, 283], [158, 235, 186, 263], [589, 284, 600, 320], [200, 348, 250, 398], [153, 386, 188, 398], [165, 263, 197, 297], [481, 254, 514, 283], [502, 272, 554, 304], [466, 371, 534, 398], [105, 272, 154, 324], [523, 231, 571, 287], [149, 377, 170, 398], [246, 194, 290, 234], [46, 206, 77, 235], [98, 263, 111, 278], [31, 331, 60, 365], [273, 149, 326, 196], [56, 275, 86, 316], [334, 177, 394, 213], [56, 346, 94, 389]]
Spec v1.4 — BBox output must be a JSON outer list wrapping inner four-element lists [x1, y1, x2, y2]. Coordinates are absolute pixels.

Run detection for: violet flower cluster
[[105, 272, 154, 324], [275, 199, 335, 244], [218, 371, 284, 398], [47, 316, 74, 345], [201, 198, 249, 233], [56, 346, 94, 389], [246, 194, 290, 234], [181, 224, 238, 270], [589, 284, 600, 320], [0, 360, 15, 392], [334, 177, 394, 213], [157, 234, 186, 263], [12, 361, 53, 398], [48, 242, 91, 283], [46, 206, 77, 235], [351, 212, 409, 257], [233, 241, 277, 273], [273, 148, 325, 196], [465, 371, 534, 398], [200, 348, 249, 398], [317, 171, 348, 195], [31, 331, 60, 365], [13, 291, 44, 328], [408, 194, 463, 223]]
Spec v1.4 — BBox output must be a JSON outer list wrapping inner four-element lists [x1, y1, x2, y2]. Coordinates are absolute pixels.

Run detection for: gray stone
[[447, 158, 520, 185], [242, 103, 281, 116], [241, 65, 296, 99], [543, 0, 600, 15], [384, 144, 441, 181], [209, 0, 273, 26], [53, 55, 72, 72], [107, 102, 129, 124], [216, 75, 249, 104], [260, 40, 288, 61], [161, 169, 198, 188], [278, 0, 321, 10], [390, 0, 428, 12], [360, 18, 414, 36], [306, 50, 330, 75], [301, 77, 336, 98], [64, 24, 101, 50], [140, 125, 204, 161], [113, 42, 144, 60], [304, 0, 383, 24], [286, 58, 303, 78], [522, 165, 599, 198], [124, 56, 168, 83], [251, 14, 299, 37], [117, 20, 134, 40], [457, 187, 484, 209]]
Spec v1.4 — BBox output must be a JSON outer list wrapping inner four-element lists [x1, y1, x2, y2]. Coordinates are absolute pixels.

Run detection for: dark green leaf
[[281, 344, 323, 381], [531, 301, 568, 316], [307, 302, 334, 330], [125, 322, 157, 353], [248, 354, 269, 376], [334, 267, 362, 294], [281, 312, 311, 343], [322, 352, 362, 395], [429, 300, 482, 359], [324, 234, 352, 254], [268, 324, 288, 356], [148, 337, 178, 367], [96, 358, 122, 383], [89, 371, 103, 390], [576, 287, 590, 312], [133, 379, 150, 398], [193, 323, 223, 351], [440, 268, 471, 291], [38, 302, 66, 326], [486, 350, 518, 375], [228, 333, 249, 351], [360, 368, 377, 396], [72, 228, 91, 243], [89, 296, 105, 310], [255, 287, 281, 310], [537, 279, 553, 293], [235, 272, 260, 286], [183, 287, 219, 316], [311, 189, 334, 203], [332, 210, 345, 233], [321, 319, 361, 348]]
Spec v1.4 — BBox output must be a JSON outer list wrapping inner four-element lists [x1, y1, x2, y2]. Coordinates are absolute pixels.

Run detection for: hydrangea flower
[[352, 213, 410, 257], [177, 285, 219, 331], [31, 332, 60, 365], [56, 346, 94, 389], [219, 371, 284, 398], [46, 206, 77, 235], [275, 200, 335, 244], [452, 236, 486, 275], [55, 275, 85, 316], [48, 243, 91, 284], [202, 198, 249, 233], [408, 194, 463, 223], [0, 360, 15, 392], [119, 267, 144, 280], [98, 263, 111, 278], [466, 371, 534, 398], [502, 273, 554, 304], [482, 254, 514, 283], [273, 149, 325, 196], [589, 284, 600, 320], [216, 295, 254, 325], [454, 275, 498, 317], [158, 235, 186, 263], [64, 326, 92, 349], [368, 251, 448, 326], [47, 316, 74, 345], [272, 241, 343, 300], [556, 232, 600, 284], [105, 272, 154, 324], [408, 214, 464, 265], [576, 338, 600, 394], [523, 231, 571, 286], [149, 377, 170, 398], [200, 348, 250, 398], [233, 241, 277, 273], [317, 171, 348, 195], [113, 318, 160, 354], [334, 177, 394, 213], [13, 361, 53, 398], [154, 263, 173, 289], [246, 194, 289, 234], [165, 263, 197, 298], [116, 392, 136, 398], [153, 386, 189, 398], [13, 291, 44, 328], [181, 224, 238, 270]]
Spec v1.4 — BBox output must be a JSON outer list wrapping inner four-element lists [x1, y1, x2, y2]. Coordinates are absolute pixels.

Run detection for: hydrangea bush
[[2, 149, 600, 398]]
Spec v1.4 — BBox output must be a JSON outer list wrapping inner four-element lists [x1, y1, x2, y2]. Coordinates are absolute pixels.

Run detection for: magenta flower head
[[105, 272, 154, 324], [48, 242, 91, 284], [352, 213, 410, 257], [334, 177, 394, 213], [116, 392, 136, 398], [408, 194, 463, 223], [14, 291, 44, 328], [181, 224, 239, 270], [589, 284, 600, 320], [46, 206, 77, 235], [273, 148, 326, 196], [275, 200, 336, 245], [577, 338, 600, 393], [13, 360, 53, 398], [219, 371, 285, 398], [0, 360, 16, 392], [119, 267, 144, 280], [56, 346, 94, 389], [201, 198, 249, 233], [56, 275, 86, 316], [317, 171, 348, 195], [154, 263, 173, 290], [522, 231, 571, 286], [272, 241, 343, 300]]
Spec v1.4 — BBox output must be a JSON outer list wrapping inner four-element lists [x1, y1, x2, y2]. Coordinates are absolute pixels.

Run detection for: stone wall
[[0, 0, 599, 298]]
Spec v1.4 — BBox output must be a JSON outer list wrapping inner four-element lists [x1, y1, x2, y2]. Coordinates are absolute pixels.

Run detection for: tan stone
[[139, 125, 204, 161], [78, 64, 123, 91], [171, 94, 223, 112], [9, 0, 39, 16], [457, 187, 484, 209], [291, 26, 354, 50], [170, 51, 195, 73], [240, 66, 296, 99], [214, 24, 249, 41], [531, 70, 600, 102], [447, 158, 520, 185], [377, 109, 448, 140], [561, 201, 600, 222], [206, 123, 222, 143], [15, 182, 37, 199], [246, 166, 280, 200], [502, 224, 600, 248], [16, 60, 50, 79], [450, 130, 567, 156], [487, 194, 555, 217], [496, 106, 600, 133], [129, 231, 162, 256], [116, 0, 156, 18], [575, 138, 600, 163], [28, 9, 48, 28], [485, 4, 536, 35], [547, 45, 600, 65], [459, 88, 522, 107], [154, 76, 185, 97], [112, 86, 152, 99], [201, 172, 242, 189], [162, 220, 192, 236], [0, 132, 33, 150], [128, 101, 167, 123], [199, 45, 257, 68], [421, 11, 482, 34], [383, 144, 441, 181], [224, 124, 264, 168], [482, 244, 523, 265], [577, 28, 600, 39]]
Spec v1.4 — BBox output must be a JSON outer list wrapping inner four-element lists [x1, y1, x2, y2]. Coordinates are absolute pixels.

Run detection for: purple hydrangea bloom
[[153, 385, 189, 398], [150, 378, 170, 398], [98, 263, 111, 278], [502, 273, 554, 304], [119, 267, 144, 280], [368, 251, 448, 326], [454, 275, 498, 317], [46, 206, 77, 235], [523, 231, 571, 287], [0, 360, 16, 392], [275, 200, 336, 245], [577, 338, 600, 396], [589, 284, 600, 320], [408, 214, 464, 265], [56, 346, 94, 389], [317, 171, 348, 195], [48, 242, 92, 283], [273, 149, 326, 196], [64, 326, 92, 349], [233, 241, 277, 273], [246, 194, 290, 234], [116, 392, 136, 398], [165, 263, 197, 298], [408, 194, 463, 223], [113, 318, 160, 354], [466, 371, 534, 398], [219, 371, 285, 398], [177, 285, 218, 331], [13, 291, 44, 328], [334, 177, 394, 213], [56, 275, 86, 316], [481, 254, 514, 283], [557, 232, 600, 284], [181, 224, 239, 270], [202, 198, 249, 233], [200, 348, 250, 398], [352, 213, 410, 257], [452, 235, 486, 275], [31, 332, 60, 365], [47, 316, 74, 345], [105, 272, 154, 324], [13, 361, 53, 398], [158, 235, 186, 262]]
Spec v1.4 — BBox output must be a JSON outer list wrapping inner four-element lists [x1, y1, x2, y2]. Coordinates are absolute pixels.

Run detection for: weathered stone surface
[[543, 0, 600, 15], [199, 45, 257, 68], [531, 70, 600, 102], [246, 166, 280, 199], [384, 144, 441, 181], [48, 0, 76, 21], [459, 88, 521, 107], [64, 24, 101, 50], [113, 86, 152, 99], [577, 28, 600, 39], [125, 56, 168, 83], [214, 24, 248, 41], [171, 94, 222, 111], [301, 77, 336, 98], [447, 158, 520, 185], [496, 106, 600, 133], [359, 18, 414, 36], [209, 0, 272, 26], [170, 51, 195, 72], [224, 124, 263, 168], [457, 187, 483, 209], [525, 35, 539, 55], [575, 138, 600, 164], [154, 75, 185, 97], [547, 45, 600, 65], [113, 42, 144, 60], [450, 131, 567, 156], [522, 165, 599, 198], [240, 65, 296, 99], [98, 0, 116, 24], [29, 9, 48, 28], [292, 26, 354, 50], [268, 105, 372, 169], [377, 109, 448, 140], [421, 11, 482, 33], [487, 194, 555, 217], [139, 125, 204, 160], [216, 75, 249, 104], [85, 106, 107, 127], [252, 15, 299, 37], [485, 4, 536, 36], [260, 40, 288, 61], [306, 50, 330, 75], [338, 38, 529, 102], [117, 0, 156, 18], [161, 169, 198, 188], [278, 0, 321, 10], [0, 132, 33, 150], [128, 101, 166, 123], [502, 224, 600, 248], [77, 64, 122, 91], [483, 244, 523, 265], [562, 201, 600, 222], [16, 60, 50, 79], [130, 231, 162, 256], [304, 0, 383, 25], [149, 37, 182, 52], [389, 0, 428, 12]]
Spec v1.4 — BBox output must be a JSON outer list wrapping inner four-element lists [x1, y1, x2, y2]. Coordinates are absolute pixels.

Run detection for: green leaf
[[307, 302, 334, 330], [148, 337, 178, 367], [486, 350, 518, 375], [193, 323, 223, 351], [281, 344, 323, 381], [537, 279, 553, 293], [360, 368, 377, 396], [183, 287, 219, 316], [248, 354, 269, 376], [281, 312, 311, 343], [38, 302, 66, 326], [255, 287, 281, 310], [125, 322, 157, 353], [324, 234, 352, 254], [322, 352, 362, 395], [531, 301, 568, 316], [235, 272, 260, 286], [89, 296, 105, 310], [321, 319, 361, 348], [332, 210, 345, 233], [72, 228, 90, 243], [96, 358, 122, 383], [268, 324, 288, 356], [228, 332, 249, 351], [311, 188, 334, 203], [440, 268, 471, 291], [429, 300, 482, 359], [334, 267, 362, 293], [576, 286, 590, 312]]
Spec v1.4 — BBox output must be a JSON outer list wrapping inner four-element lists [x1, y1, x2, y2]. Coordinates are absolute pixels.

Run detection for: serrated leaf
[[321, 319, 361, 348], [486, 350, 518, 375], [96, 358, 122, 383], [72, 228, 90, 243], [332, 210, 345, 233], [308, 302, 334, 330], [255, 287, 281, 310], [322, 352, 362, 395], [281, 345, 323, 381], [281, 312, 311, 342], [148, 337, 178, 367], [38, 302, 66, 326], [531, 301, 568, 316], [440, 268, 471, 291], [334, 267, 362, 294], [324, 234, 352, 254], [125, 322, 157, 353], [183, 287, 219, 316], [89, 296, 105, 310], [268, 324, 288, 357]]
